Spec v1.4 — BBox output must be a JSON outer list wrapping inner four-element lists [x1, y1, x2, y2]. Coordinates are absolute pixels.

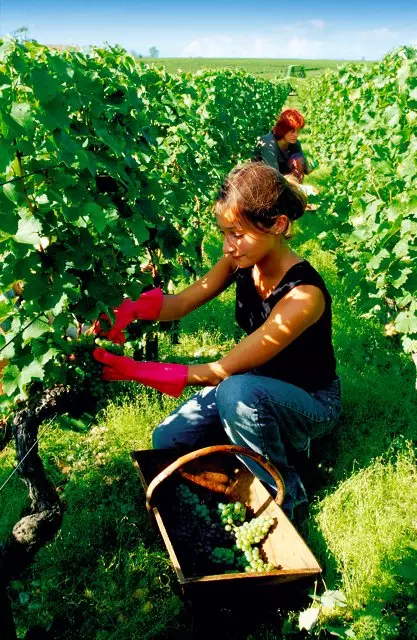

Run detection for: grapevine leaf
[[298, 607, 319, 631], [392, 267, 411, 289], [10, 102, 33, 128], [40, 96, 69, 130], [327, 626, 356, 638], [38, 348, 58, 366], [156, 225, 183, 258], [1, 364, 20, 395], [367, 249, 389, 270], [22, 317, 51, 341], [320, 590, 347, 609], [0, 207, 18, 234], [115, 235, 143, 258], [19, 360, 45, 389], [0, 140, 14, 172], [183, 94, 193, 108], [31, 66, 59, 104], [52, 293, 69, 316], [127, 213, 149, 244], [137, 199, 159, 225], [31, 338, 57, 360], [397, 153, 417, 180], [14, 216, 43, 245], [95, 126, 124, 155], [394, 311, 417, 334], [0, 299, 13, 322], [393, 239, 409, 258], [3, 182, 21, 204], [0, 338, 15, 359], [394, 558, 417, 581], [81, 202, 105, 231]]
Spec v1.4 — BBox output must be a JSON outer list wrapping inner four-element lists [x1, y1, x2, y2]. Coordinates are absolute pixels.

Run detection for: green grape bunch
[[234, 515, 275, 549], [62, 329, 143, 400], [218, 501, 246, 530], [94, 338, 125, 356], [170, 483, 277, 575], [64, 335, 107, 399]]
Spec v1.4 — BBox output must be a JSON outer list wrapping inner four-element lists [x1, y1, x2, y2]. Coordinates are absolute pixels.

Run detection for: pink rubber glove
[[93, 287, 163, 344], [93, 348, 188, 398]]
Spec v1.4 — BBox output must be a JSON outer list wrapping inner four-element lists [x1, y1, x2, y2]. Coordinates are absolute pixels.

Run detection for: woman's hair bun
[[215, 161, 306, 234]]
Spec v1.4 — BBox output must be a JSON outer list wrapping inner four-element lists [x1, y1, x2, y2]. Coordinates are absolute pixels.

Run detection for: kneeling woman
[[94, 162, 341, 518], [253, 109, 312, 184]]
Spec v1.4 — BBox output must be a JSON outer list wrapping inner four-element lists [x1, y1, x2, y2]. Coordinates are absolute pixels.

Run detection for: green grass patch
[[311, 443, 417, 639], [7, 393, 186, 639]]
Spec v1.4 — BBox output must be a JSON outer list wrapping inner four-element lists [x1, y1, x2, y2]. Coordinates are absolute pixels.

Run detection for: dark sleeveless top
[[232, 260, 337, 392]]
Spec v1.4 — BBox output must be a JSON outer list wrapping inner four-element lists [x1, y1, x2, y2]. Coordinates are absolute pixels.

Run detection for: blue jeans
[[152, 374, 341, 518]]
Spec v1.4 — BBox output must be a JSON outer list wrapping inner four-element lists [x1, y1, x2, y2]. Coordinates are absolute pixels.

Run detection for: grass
[[315, 444, 417, 603], [311, 445, 417, 639]]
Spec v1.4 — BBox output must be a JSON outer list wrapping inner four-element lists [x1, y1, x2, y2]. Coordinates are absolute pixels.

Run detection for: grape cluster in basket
[[170, 483, 276, 575]]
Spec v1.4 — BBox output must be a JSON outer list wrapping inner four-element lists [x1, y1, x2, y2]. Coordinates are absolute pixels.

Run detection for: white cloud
[[181, 33, 325, 58], [308, 20, 325, 29], [357, 27, 399, 39], [182, 36, 248, 57], [180, 24, 417, 60], [286, 36, 324, 58]]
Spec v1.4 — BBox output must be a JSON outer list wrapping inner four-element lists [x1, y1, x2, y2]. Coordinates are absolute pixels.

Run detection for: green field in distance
[[138, 57, 374, 79]]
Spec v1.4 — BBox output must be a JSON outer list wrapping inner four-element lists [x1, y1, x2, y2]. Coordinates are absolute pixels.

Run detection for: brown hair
[[272, 109, 305, 140], [215, 162, 306, 239]]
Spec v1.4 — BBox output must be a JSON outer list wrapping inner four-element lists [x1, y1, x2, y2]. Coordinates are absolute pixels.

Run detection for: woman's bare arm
[[157, 255, 236, 321], [186, 285, 325, 386]]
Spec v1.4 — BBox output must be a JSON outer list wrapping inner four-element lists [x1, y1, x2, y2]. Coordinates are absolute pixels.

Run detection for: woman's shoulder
[[283, 260, 330, 295], [257, 131, 276, 149], [287, 259, 322, 278]]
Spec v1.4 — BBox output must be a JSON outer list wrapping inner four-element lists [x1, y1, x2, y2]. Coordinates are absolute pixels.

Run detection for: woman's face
[[283, 128, 300, 145], [216, 209, 280, 268]]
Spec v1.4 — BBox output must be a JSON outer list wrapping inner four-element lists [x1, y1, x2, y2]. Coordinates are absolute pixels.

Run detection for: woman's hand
[[93, 287, 163, 344], [93, 348, 188, 397]]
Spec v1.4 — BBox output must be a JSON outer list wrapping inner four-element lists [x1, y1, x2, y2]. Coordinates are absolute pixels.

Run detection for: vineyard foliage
[[0, 39, 289, 409], [298, 46, 417, 371]]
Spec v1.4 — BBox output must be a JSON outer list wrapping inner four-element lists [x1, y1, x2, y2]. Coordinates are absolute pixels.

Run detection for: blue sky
[[1, 0, 416, 59]]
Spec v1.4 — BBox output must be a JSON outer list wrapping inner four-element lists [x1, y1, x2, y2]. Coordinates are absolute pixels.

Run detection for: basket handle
[[146, 444, 285, 511]]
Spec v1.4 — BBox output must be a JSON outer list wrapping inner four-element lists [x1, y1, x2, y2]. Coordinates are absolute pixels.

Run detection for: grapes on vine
[[65, 336, 107, 399], [62, 331, 149, 401]]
